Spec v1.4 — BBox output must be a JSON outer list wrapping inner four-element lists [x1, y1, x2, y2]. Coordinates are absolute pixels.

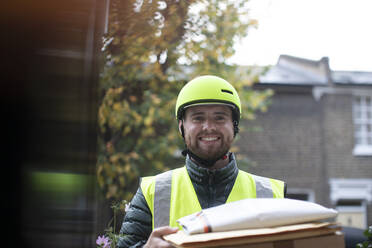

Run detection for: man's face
[[179, 104, 235, 161]]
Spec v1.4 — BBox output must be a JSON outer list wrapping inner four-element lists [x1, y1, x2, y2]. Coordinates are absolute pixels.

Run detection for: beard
[[191, 144, 229, 162], [185, 132, 232, 164]]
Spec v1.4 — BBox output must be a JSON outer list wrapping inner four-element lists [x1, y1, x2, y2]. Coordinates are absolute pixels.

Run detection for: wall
[[237, 86, 330, 206], [322, 92, 372, 226], [238, 85, 372, 227]]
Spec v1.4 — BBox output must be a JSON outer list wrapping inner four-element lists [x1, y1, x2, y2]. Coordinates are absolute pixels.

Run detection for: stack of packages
[[164, 198, 344, 248]]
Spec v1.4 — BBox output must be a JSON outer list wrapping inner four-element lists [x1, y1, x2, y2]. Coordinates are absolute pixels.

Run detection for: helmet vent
[[221, 89, 233, 95]]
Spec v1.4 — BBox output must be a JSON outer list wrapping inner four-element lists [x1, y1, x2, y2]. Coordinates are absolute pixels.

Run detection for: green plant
[[356, 225, 372, 248], [97, 200, 128, 248]]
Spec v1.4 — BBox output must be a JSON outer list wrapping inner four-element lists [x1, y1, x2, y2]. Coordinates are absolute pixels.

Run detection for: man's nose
[[202, 118, 216, 131]]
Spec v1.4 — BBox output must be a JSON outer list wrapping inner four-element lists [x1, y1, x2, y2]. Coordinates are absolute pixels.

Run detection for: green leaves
[[356, 226, 372, 248], [97, 79, 182, 200]]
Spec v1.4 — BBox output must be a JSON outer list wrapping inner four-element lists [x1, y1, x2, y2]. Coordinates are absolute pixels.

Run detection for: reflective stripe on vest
[[252, 175, 273, 198], [141, 167, 285, 229], [154, 170, 173, 228]]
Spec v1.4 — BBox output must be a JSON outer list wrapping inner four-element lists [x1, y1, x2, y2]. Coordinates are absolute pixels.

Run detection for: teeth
[[201, 137, 218, 141]]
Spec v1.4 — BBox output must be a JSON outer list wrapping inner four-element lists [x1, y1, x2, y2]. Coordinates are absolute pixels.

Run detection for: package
[[227, 233, 345, 248], [177, 198, 338, 234], [164, 222, 345, 248]]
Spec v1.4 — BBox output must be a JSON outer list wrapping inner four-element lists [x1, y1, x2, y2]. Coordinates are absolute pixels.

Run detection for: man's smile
[[198, 136, 221, 142]]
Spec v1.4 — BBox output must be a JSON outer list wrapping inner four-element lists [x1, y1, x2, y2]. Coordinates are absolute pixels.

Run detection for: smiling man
[[181, 104, 234, 170], [118, 75, 287, 248]]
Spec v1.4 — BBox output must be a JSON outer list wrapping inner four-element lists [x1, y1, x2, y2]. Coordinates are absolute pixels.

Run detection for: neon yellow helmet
[[175, 75, 241, 121]]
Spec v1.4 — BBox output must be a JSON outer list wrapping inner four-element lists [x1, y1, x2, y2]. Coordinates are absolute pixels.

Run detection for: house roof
[[259, 55, 372, 85], [332, 71, 372, 85]]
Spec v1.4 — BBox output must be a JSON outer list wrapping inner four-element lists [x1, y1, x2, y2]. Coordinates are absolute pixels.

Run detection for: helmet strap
[[233, 120, 239, 137], [180, 124, 185, 139]]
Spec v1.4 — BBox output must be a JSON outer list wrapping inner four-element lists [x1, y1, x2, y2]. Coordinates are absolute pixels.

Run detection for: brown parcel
[[164, 222, 345, 248]]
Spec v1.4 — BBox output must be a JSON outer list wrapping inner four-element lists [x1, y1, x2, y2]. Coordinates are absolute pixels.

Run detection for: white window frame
[[352, 93, 372, 156], [329, 178, 372, 203], [329, 178, 372, 229], [336, 200, 367, 229]]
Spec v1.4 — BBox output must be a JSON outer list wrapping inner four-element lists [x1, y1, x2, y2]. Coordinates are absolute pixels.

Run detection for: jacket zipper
[[207, 170, 215, 207]]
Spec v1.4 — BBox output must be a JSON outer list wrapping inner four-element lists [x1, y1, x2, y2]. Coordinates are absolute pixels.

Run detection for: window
[[336, 200, 367, 229], [353, 94, 372, 155], [286, 188, 315, 202], [330, 178, 372, 229]]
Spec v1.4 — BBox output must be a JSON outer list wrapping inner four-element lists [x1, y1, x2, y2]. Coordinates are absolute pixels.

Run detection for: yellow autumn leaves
[[97, 0, 273, 201]]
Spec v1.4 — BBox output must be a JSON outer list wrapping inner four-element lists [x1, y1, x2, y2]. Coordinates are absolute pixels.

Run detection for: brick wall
[[323, 93, 372, 178], [237, 86, 372, 226], [322, 93, 372, 225], [237, 88, 330, 205]]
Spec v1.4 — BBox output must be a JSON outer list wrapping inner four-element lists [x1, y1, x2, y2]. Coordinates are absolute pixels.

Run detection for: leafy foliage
[[97, 0, 273, 200], [356, 225, 372, 248], [97, 200, 128, 248]]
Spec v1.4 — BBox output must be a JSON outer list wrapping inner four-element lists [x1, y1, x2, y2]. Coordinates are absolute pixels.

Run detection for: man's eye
[[192, 116, 204, 122], [215, 116, 226, 121]]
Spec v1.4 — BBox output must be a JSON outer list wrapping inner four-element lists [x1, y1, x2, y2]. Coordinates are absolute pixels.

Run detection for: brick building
[[237, 55, 372, 229]]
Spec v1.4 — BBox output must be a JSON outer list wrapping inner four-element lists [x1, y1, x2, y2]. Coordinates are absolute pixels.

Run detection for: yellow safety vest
[[141, 167, 285, 230]]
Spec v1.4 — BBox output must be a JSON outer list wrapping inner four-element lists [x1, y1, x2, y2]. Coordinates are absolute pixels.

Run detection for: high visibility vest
[[141, 167, 285, 230]]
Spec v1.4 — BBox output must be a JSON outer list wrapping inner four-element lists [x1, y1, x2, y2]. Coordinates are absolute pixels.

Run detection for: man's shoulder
[[140, 167, 186, 201], [237, 170, 285, 183]]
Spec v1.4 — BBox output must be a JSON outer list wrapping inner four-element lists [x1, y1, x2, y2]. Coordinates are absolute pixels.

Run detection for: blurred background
[[3, 0, 371, 247]]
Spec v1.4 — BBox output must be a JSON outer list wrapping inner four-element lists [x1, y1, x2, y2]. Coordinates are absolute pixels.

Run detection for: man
[[118, 75, 286, 248]]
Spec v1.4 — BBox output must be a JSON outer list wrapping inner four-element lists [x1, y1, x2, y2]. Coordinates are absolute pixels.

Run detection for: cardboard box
[[226, 233, 345, 248], [164, 222, 345, 248]]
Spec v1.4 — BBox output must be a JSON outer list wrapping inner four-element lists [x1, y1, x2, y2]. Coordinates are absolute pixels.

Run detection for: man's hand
[[143, 226, 178, 248]]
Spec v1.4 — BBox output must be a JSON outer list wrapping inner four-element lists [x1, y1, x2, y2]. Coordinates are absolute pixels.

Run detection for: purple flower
[[96, 235, 111, 248]]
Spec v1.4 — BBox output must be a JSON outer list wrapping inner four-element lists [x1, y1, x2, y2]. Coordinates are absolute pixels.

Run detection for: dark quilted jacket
[[117, 154, 286, 247]]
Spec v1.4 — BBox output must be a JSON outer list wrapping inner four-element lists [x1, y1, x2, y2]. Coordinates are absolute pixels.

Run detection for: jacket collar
[[185, 153, 239, 185]]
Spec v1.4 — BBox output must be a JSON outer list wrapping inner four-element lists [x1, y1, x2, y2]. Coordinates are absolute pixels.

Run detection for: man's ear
[[178, 120, 183, 134], [178, 120, 185, 138]]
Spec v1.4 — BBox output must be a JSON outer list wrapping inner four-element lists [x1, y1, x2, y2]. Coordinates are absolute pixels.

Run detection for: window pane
[[353, 95, 372, 148], [355, 96, 362, 105], [366, 96, 371, 105], [355, 136, 362, 145], [355, 124, 362, 132], [354, 111, 362, 119]]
